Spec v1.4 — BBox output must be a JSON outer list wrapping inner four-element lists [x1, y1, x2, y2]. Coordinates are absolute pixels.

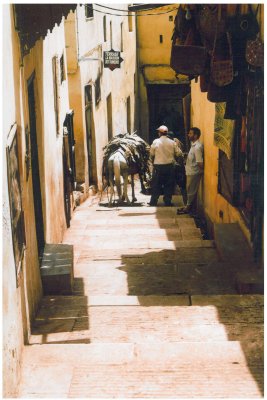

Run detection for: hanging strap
[[248, 4, 260, 17], [212, 6, 232, 61]]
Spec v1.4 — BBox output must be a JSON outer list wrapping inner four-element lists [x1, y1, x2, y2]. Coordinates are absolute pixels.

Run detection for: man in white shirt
[[149, 125, 182, 206], [177, 127, 203, 214]]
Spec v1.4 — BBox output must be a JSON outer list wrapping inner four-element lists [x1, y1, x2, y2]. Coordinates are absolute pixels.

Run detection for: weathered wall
[[65, 12, 87, 185], [3, 5, 26, 396], [136, 4, 183, 142], [65, 5, 137, 189], [3, 7, 73, 395], [22, 21, 70, 243]]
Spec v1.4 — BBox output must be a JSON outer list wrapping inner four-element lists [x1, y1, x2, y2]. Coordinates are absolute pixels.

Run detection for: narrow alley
[[17, 186, 263, 398]]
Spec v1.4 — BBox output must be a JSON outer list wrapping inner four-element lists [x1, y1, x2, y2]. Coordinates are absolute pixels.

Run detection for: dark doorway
[[147, 84, 190, 144], [63, 110, 76, 228], [85, 85, 97, 185], [63, 110, 76, 190], [27, 75, 45, 259]]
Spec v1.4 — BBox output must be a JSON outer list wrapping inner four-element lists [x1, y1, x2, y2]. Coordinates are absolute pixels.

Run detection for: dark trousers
[[149, 164, 175, 206]]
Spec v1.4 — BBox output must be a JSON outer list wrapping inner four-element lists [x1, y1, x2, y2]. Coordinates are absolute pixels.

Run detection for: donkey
[[107, 150, 148, 207]]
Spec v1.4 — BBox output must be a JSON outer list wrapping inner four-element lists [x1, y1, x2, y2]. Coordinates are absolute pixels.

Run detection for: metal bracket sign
[[104, 49, 123, 71]]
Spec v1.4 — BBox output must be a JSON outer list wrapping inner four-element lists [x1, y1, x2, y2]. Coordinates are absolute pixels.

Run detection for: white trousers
[[186, 174, 202, 207]]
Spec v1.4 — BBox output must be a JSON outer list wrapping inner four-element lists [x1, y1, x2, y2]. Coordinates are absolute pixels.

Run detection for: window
[[85, 4, 93, 19], [128, 12, 133, 32], [60, 54, 66, 83], [110, 21, 113, 48], [120, 23, 123, 52], [95, 75, 101, 106], [85, 84, 92, 105], [103, 15, 107, 42], [52, 56, 60, 134]]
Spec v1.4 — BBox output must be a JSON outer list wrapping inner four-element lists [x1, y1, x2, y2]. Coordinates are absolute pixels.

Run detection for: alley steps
[[19, 192, 264, 398], [29, 294, 263, 345], [20, 337, 263, 398]]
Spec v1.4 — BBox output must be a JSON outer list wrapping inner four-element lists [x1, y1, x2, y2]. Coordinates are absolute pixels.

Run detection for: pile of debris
[[102, 132, 151, 183]]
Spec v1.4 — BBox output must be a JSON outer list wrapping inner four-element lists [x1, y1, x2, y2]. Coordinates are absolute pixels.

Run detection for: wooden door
[[27, 75, 45, 258]]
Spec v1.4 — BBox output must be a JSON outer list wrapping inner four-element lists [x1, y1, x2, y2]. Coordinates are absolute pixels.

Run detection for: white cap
[[156, 125, 168, 132]]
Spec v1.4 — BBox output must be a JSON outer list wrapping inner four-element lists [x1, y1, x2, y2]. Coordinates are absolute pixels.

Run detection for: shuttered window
[[85, 4, 93, 19]]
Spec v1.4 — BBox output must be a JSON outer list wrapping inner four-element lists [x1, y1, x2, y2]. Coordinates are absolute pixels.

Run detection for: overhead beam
[[128, 4, 172, 12]]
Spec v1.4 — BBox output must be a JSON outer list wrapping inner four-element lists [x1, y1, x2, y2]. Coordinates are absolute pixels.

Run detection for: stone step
[[67, 228, 201, 240], [70, 260, 239, 297], [64, 230, 183, 243], [65, 227, 201, 238], [76, 246, 218, 262], [214, 223, 254, 263], [29, 295, 263, 344], [73, 238, 214, 252], [67, 218, 196, 230], [19, 342, 263, 398], [22, 340, 263, 366]]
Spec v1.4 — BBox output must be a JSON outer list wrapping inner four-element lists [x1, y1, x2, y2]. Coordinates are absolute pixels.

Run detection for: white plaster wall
[[2, 5, 24, 396], [42, 21, 70, 242], [23, 19, 71, 243], [76, 4, 137, 186]]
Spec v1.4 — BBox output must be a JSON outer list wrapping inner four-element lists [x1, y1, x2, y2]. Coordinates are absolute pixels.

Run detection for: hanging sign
[[104, 49, 123, 71]]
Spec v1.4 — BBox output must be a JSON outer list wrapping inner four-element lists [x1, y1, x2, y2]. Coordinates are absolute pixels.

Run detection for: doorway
[[27, 75, 45, 259], [85, 85, 97, 185], [147, 84, 190, 144]]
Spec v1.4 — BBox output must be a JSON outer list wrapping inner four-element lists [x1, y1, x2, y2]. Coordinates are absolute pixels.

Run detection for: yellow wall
[[137, 4, 186, 142], [191, 81, 250, 241], [65, 12, 87, 185]]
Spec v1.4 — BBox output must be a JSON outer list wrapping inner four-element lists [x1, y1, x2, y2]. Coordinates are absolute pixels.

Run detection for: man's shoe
[[177, 207, 189, 215]]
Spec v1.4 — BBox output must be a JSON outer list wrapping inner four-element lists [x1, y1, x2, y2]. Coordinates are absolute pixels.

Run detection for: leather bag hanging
[[207, 74, 240, 104], [246, 35, 264, 68], [200, 73, 209, 93], [196, 5, 226, 53], [170, 45, 207, 76], [226, 4, 260, 40], [210, 31, 233, 87], [173, 5, 195, 43], [170, 25, 207, 77]]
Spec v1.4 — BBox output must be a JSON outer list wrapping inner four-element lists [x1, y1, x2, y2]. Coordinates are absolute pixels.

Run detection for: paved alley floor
[[19, 183, 264, 398]]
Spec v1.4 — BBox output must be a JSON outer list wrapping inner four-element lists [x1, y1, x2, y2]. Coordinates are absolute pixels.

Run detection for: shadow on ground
[[31, 277, 90, 344]]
